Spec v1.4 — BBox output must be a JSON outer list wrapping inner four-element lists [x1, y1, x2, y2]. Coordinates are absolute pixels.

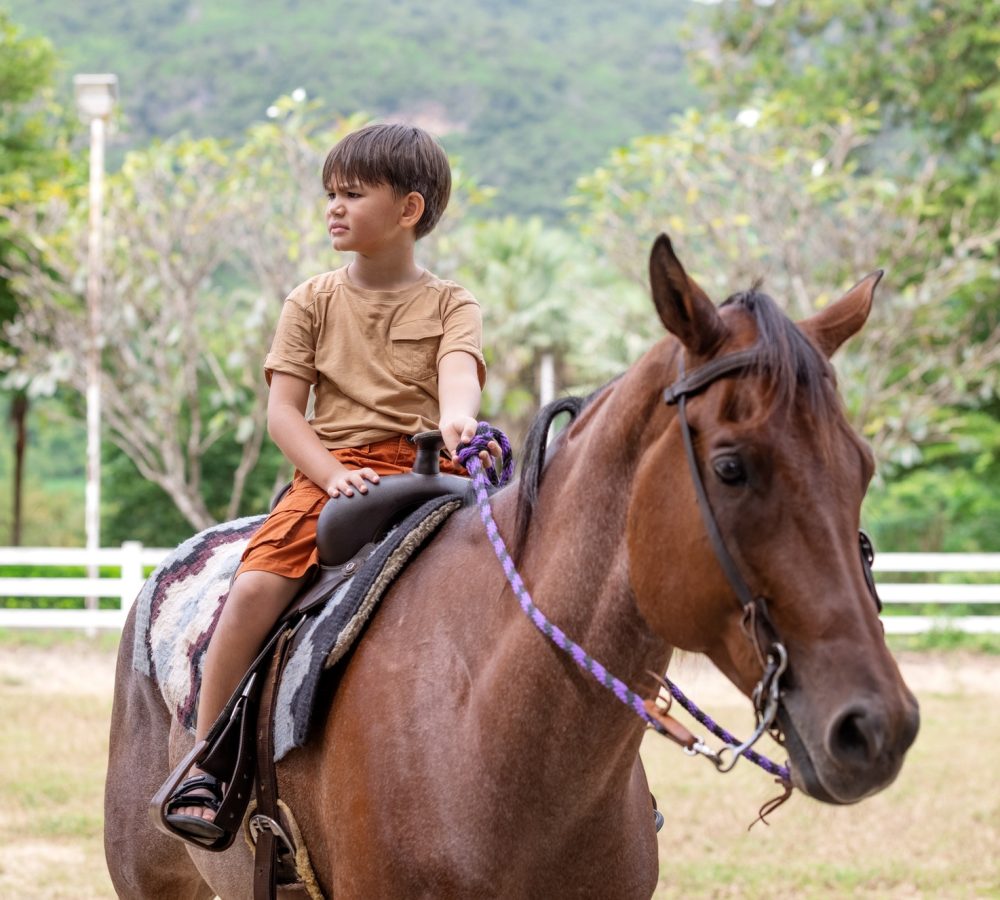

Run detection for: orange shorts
[[236, 434, 467, 581]]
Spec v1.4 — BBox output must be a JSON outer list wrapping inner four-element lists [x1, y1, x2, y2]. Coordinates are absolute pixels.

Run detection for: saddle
[[150, 431, 470, 897]]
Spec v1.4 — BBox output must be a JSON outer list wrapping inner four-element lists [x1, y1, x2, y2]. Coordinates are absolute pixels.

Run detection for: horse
[[105, 235, 919, 899]]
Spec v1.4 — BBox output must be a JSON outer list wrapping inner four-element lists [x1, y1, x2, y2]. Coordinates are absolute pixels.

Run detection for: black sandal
[[163, 773, 226, 844]]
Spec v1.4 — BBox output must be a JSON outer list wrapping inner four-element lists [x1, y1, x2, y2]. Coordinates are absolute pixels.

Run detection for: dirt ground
[[2, 641, 998, 899], [3, 641, 998, 699]]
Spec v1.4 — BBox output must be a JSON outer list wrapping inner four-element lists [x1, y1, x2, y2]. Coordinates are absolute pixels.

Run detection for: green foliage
[[864, 408, 1000, 551], [692, 0, 1000, 156], [450, 215, 653, 442], [887, 630, 1000, 655], [0, 9, 59, 187], [4, 0, 702, 220], [0, 8, 74, 325], [101, 435, 284, 548]]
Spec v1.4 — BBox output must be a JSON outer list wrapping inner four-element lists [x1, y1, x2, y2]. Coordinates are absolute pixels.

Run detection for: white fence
[[0, 545, 998, 633], [0, 543, 169, 630]]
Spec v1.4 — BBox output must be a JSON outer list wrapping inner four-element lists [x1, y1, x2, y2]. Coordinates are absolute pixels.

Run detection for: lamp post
[[74, 74, 117, 610]]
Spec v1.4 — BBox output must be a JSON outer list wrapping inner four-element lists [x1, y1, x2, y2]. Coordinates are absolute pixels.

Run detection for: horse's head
[[626, 235, 919, 804]]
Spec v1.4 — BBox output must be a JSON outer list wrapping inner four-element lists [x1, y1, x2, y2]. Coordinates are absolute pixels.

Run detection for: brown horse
[[105, 236, 918, 899]]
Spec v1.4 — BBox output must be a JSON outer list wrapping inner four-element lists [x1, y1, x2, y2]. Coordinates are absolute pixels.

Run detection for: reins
[[456, 421, 793, 791]]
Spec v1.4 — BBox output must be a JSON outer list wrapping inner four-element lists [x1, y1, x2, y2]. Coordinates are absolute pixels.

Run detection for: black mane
[[720, 288, 836, 415], [511, 395, 587, 562]]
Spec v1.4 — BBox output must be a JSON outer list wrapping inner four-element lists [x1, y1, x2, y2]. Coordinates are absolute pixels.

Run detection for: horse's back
[[277, 508, 660, 898]]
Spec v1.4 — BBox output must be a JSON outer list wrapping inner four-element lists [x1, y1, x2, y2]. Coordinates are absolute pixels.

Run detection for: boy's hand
[[325, 467, 380, 499], [440, 415, 501, 468]]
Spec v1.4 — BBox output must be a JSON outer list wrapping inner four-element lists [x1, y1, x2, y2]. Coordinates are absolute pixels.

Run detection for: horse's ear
[[649, 234, 726, 355], [799, 270, 883, 358]]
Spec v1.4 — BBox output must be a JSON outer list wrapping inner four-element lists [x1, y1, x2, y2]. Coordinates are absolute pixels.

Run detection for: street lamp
[[74, 74, 117, 611]]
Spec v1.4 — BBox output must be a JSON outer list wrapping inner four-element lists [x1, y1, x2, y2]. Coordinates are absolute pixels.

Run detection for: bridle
[[456, 348, 882, 792], [662, 343, 883, 769]]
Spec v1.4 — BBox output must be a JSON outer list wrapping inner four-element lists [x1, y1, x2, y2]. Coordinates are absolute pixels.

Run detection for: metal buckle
[[248, 813, 293, 855], [714, 643, 788, 774]]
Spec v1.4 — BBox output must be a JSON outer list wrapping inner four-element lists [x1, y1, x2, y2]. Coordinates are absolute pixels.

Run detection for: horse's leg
[[104, 609, 214, 900]]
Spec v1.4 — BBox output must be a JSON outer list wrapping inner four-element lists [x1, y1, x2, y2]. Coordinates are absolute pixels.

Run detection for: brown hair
[[322, 123, 452, 239]]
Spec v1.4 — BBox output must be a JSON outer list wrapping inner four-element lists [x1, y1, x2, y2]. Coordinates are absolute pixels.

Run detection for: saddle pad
[[132, 515, 266, 729], [130, 498, 463, 753], [273, 495, 463, 760]]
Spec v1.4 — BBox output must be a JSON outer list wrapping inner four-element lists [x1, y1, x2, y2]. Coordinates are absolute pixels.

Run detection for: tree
[[7, 137, 258, 530], [0, 10, 68, 545], [572, 107, 1000, 467], [450, 216, 649, 445], [691, 0, 1000, 159], [681, 0, 1000, 549]]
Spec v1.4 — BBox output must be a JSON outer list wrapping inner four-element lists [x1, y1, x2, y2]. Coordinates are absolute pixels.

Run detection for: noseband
[[663, 344, 882, 769]]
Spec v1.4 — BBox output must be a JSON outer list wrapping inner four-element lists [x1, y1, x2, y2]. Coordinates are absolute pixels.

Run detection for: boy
[[162, 123, 490, 842]]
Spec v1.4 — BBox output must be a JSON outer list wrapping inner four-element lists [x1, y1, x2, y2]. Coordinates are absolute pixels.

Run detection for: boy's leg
[[172, 568, 307, 822]]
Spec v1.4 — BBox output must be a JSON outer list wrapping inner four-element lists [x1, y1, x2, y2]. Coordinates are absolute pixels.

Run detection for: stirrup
[[163, 772, 226, 845], [151, 741, 237, 851], [150, 670, 263, 852]]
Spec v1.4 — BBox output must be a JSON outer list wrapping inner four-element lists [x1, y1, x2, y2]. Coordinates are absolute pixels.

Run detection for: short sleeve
[[264, 292, 319, 386], [438, 286, 487, 388]]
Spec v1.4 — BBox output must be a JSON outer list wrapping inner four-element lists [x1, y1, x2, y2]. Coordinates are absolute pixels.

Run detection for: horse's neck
[[478, 363, 672, 761]]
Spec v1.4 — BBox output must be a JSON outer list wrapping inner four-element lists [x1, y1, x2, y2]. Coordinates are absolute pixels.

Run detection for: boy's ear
[[399, 191, 425, 229]]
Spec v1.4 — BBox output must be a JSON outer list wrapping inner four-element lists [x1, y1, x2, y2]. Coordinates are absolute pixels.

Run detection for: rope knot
[[456, 422, 515, 487]]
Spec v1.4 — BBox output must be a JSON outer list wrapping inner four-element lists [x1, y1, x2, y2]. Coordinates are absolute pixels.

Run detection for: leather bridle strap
[[664, 347, 884, 624], [663, 348, 763, 614], [662, 346, 761, 407]]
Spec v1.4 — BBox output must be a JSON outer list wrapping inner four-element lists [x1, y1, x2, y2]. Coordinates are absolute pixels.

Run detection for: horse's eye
[[712, 454, 746, 485]]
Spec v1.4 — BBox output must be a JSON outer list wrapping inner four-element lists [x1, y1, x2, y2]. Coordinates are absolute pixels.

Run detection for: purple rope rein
[[456, 423, 791, 784]]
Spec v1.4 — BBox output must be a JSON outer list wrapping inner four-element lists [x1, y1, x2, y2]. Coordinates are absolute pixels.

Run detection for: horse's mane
[[720, 287, 837, 416], [511, 393, 593, 562], [511, 287, 837, 558]]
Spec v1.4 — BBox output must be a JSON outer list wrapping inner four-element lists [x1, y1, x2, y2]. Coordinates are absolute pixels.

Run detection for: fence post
[[120, 540, 144, 617]]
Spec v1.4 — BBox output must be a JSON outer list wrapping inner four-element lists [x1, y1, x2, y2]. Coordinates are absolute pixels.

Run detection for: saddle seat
[[287, 430, 469, 616]]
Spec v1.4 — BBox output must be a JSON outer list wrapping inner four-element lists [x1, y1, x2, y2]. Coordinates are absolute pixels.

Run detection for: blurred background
[[1, 3, 999, 898], [0, 0, 996, 557]]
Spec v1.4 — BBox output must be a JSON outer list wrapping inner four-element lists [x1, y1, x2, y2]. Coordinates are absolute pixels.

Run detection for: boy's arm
[[268, 372, 380, 497], [438, 351, 497, 464]]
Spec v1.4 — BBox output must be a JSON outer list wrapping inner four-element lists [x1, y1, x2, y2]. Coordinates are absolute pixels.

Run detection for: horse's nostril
[[828, 706, 882, 766]]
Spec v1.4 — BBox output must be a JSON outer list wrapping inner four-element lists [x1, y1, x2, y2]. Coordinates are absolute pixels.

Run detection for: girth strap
[[253, 623, 298, 900]]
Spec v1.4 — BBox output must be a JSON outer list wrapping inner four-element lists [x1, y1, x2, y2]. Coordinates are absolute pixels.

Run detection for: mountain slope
[[7, 0, 702, 218]]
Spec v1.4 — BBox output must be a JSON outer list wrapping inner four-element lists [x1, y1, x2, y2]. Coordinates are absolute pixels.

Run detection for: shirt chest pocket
[[389, 318, 443, 382]]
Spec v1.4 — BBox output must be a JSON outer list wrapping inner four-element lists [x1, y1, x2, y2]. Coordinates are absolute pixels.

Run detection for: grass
[[1, 637, 998, 898], [642, 661, 1000, 898], [0, 646, 113, 899], [888, 629, 1000, 655]]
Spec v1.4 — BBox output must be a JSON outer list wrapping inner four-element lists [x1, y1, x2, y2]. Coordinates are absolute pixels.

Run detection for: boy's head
[[322, 123, 452, 240]]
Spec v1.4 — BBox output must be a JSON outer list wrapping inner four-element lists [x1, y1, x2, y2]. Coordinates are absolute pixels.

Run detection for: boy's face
[[324, 179, 415, 255]]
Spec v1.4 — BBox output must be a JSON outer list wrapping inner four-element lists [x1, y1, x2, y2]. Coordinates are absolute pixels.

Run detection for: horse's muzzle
[[778, 689, 920, 804]]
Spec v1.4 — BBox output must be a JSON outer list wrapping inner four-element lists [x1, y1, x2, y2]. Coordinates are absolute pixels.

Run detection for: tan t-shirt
[[264, 267, 486, 449]]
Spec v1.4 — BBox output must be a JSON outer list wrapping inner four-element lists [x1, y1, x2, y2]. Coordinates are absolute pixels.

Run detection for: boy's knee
[[228, 569, 305, 609]]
